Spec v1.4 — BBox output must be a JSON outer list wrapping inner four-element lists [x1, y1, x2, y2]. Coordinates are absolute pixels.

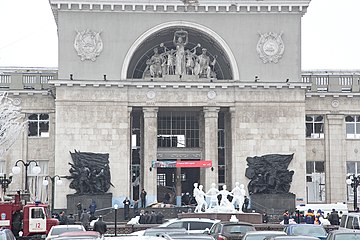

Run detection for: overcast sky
[[0, 0, 359, 70]]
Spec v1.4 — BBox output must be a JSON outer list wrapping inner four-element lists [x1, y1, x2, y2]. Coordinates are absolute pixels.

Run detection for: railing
[[1, 68, 360, 93], [0, 69, 57, 90], [302, 71, 360, 93]]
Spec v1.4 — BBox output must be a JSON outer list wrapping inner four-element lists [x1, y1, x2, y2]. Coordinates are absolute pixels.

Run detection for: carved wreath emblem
[[256, 32, 285, 63], [74, 29, 103, 61]]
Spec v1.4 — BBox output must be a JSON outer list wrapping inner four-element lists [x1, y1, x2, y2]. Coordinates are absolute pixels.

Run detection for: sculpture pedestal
[[67, 193, 112, 217], [249, 193, 295, 221], [179, 212, 262, 224]]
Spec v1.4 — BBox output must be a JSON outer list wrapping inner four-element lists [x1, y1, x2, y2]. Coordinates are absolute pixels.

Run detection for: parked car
[[46, 224, 86, 240], [325, 229, 360, 240], [283, 224, 327, 240], [242, 230, 286, 240], [159, 232, 216, 240], [143, 227, 188, 236], [207, 221, 256, 240], [130, 218, 220, 236], [266, 236, 320, 240], [158, 218, 220, 233], [0, 228, 16, 240], [339, 212, 360, 230], [105, 236, 164, 240], [53, 231, 102, 240]]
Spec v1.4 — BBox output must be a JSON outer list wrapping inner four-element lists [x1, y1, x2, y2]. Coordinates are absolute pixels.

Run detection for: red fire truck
[[0, 191, 59, 238]]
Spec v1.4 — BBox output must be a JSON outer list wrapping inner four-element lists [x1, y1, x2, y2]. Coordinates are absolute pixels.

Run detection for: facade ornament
[[256, 32, 285, 63], [74, 29, 103, 61], [143, 30, 217, 80], [146, 91, 156, 99], [331, 99, 340, 108], [207, 90, 216, 99]]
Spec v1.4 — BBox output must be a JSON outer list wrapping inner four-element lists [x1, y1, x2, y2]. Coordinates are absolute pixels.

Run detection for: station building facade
[[1, 0, 360, 210]]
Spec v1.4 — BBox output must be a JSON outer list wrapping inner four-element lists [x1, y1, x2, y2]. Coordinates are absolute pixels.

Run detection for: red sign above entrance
[[152, 160, 212, 168]]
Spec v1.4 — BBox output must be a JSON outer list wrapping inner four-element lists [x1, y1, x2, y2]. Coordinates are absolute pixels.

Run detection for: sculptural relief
[[245, 153, 294, 194], [74, 29, 103, 61], [143, 30, 217, 80], [256, 32, 284, 63], [67, 150, 113, 194]]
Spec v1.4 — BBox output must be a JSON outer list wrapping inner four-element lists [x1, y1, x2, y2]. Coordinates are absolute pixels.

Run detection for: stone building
[[1, 0, 360, 211]]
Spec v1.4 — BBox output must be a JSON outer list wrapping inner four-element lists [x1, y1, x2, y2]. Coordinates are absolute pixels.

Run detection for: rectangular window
[[346, 116, 360, 139], [28, 113, 49, 137], [306, 161, 325, 202], [157, 112, 200, 148], [157, 173, 166, 186], [306, 115, 324, 138]]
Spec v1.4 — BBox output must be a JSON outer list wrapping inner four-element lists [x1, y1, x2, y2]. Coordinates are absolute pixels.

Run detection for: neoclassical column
[[325, 114, 346, 203], [142, 107, 158, 205], [203, 107, 220, 190]]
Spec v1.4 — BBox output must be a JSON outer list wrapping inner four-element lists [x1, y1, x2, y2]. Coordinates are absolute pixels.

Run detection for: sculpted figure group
[[144, 30, 217, 79], [192, 182, 247, 213]]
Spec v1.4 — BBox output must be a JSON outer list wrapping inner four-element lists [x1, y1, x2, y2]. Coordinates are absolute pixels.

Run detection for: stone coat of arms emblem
[[74, 29, 103, 61], [256, 32, 284, 63]]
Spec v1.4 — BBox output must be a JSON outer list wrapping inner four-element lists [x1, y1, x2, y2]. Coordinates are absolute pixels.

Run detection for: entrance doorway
[[156, 161, 200, 205]]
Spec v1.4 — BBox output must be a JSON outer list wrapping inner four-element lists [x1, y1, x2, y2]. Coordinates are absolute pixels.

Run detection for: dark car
[[325, 229, 360, 240], [208, 221, 256, 240], [283, 224, 327, 240], [242, 230, 286, 240], [0, 229, 16, 240]]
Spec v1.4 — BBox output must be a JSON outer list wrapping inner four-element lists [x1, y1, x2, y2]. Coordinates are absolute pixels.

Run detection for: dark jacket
[[93, 219, 107, 235]]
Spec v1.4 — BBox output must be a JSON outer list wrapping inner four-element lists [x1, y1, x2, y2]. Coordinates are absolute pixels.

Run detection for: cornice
[[49, 0, 311, 24]]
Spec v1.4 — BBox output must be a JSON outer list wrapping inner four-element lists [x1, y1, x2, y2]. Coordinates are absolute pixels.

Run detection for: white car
[[130, 218, 220, 236], [46, 224, 86, 240]]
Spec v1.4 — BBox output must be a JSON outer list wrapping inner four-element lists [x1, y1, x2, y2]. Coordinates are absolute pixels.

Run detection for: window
[[306, 115, 324, 138], [31, 208, 45, 219], [346, 161, 360, 203], [157, 173, 166, 186], [158, 112, 200, 148], [346, 116, 360, 139], [28, 114, 49, 137], [306, 161, 325, 202]]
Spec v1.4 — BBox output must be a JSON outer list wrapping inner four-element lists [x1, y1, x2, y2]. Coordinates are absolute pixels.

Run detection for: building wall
[[56, 10, 301, 82]]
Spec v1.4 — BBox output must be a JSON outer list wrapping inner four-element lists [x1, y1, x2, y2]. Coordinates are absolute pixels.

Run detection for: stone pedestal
[[179, 212, 262, 224], [67, 193, 112, 217], [249, 193, 295, 221]]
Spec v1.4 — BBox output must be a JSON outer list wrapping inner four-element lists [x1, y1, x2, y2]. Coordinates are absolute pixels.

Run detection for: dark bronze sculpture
[[245, 153, 294, 194], [68, 150, 113, 194]]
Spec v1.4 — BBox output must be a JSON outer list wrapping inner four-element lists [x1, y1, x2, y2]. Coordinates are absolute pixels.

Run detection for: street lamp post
[[12, 160, 41, 192], [113, 204, 118, 236], [346, 174, 360, 210], [0, 173, 13, 195], [43, 175, 63, 214]]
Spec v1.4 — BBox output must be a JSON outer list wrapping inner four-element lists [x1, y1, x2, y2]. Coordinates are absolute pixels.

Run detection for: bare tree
[[0, 93, 25, 160]]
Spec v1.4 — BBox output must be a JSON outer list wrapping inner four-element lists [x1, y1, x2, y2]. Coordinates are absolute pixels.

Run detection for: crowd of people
[[281, 208, 342, 225]]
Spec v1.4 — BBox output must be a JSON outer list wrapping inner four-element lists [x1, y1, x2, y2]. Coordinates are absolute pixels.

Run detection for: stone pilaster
[[142, 107, 158, 205], [325, 114, 346, 203], [203, 107, 220, 190]]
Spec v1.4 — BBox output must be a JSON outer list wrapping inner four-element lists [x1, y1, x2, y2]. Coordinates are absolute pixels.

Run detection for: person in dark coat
[[80, 209, 91, 230], [59, 211, 68, 225], [93, 215, 107, 236], [242, 196, 249, 212], [328, 209, 340, 225], [67, 214, 76, 224], [76, 202, 83, 221], [283, 210, 290, 224], [140, 189, 147, 208], [123, 197, 131, 220], [149, 211, 157, 224], [156, 211, 164, 224], [89, 200, 97, 220]]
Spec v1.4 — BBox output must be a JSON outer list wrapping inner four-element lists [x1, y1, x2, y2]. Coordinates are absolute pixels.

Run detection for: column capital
[[326, 114, 344, 125], [143, 107, 158, 118], [203, 107, 220, 118]]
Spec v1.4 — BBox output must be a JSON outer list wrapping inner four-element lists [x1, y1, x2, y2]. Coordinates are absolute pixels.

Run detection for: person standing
[[123, 197, 131, 220], [93, 215, 107, 236], [283, 210, 290, 225], [80, 209, 91, 230], [89, 200, 97, 220], [328, 209, 340, 225], [76, 202, 83, 221], [67, 213, 76, 224], [140, 189, 147, 208], [242, 196, 249, 212], [59, 211, 68, 225]]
